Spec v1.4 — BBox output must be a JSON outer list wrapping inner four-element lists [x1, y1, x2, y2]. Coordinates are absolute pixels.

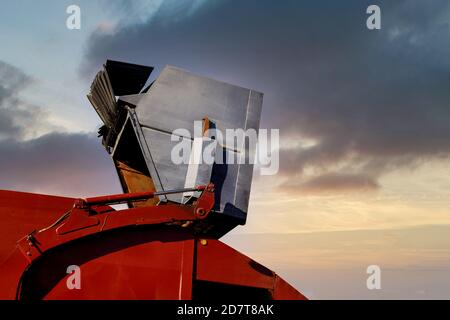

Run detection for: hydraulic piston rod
[[77, 185, 209, 207]]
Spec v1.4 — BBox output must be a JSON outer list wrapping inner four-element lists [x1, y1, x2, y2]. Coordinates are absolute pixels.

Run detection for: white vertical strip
[[183, 137, 203, 199]]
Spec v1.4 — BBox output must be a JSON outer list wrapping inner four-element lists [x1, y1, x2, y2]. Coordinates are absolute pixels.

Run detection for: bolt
[[200, 239, 208, 246], [196, 208, 206, 216]]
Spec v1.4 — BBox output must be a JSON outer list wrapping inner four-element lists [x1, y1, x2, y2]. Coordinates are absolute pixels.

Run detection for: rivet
[[200, 239, 208, 246]]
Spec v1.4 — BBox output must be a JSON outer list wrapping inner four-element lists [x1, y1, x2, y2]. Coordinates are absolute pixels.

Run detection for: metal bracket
[[16, 184, 215, 262]]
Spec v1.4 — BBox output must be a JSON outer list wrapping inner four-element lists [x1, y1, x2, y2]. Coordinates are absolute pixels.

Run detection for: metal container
[[88, 61, 263, 236]]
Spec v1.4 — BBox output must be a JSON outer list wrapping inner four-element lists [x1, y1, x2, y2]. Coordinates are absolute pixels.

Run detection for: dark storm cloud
[[0, 61, 120, 197], [81, 0, 450, 192], [0, 133, 120, 197], [0, 61, 46, 140]]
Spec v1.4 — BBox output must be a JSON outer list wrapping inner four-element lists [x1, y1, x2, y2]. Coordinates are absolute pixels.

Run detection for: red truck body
[[0, 187, 305, 300]]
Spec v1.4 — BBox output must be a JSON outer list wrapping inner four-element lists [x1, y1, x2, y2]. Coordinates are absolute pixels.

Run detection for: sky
[[1, 0, 450, 299]]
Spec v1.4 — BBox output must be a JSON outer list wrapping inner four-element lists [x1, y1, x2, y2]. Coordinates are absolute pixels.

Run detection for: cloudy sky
[[1, 0, 450, 299]]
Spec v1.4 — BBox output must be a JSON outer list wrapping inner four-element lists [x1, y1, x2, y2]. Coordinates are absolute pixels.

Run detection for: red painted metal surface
[[196, 238, 275, 289], [196, 238, 307, 300], [0, 190, 74, 263], [0, 186, 306, 300], [20, 229, 197, 300]]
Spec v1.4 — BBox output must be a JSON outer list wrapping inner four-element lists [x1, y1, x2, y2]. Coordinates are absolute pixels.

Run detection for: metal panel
[[140, 127, 214, 203], [135, 66, 262, 151], [128, 66, 262, 221], [105, 60, 153, 96]]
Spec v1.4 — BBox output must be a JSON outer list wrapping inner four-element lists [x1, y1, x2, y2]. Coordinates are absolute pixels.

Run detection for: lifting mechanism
[[0, 60, 306, 300], [0, 184, 305, 300]]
